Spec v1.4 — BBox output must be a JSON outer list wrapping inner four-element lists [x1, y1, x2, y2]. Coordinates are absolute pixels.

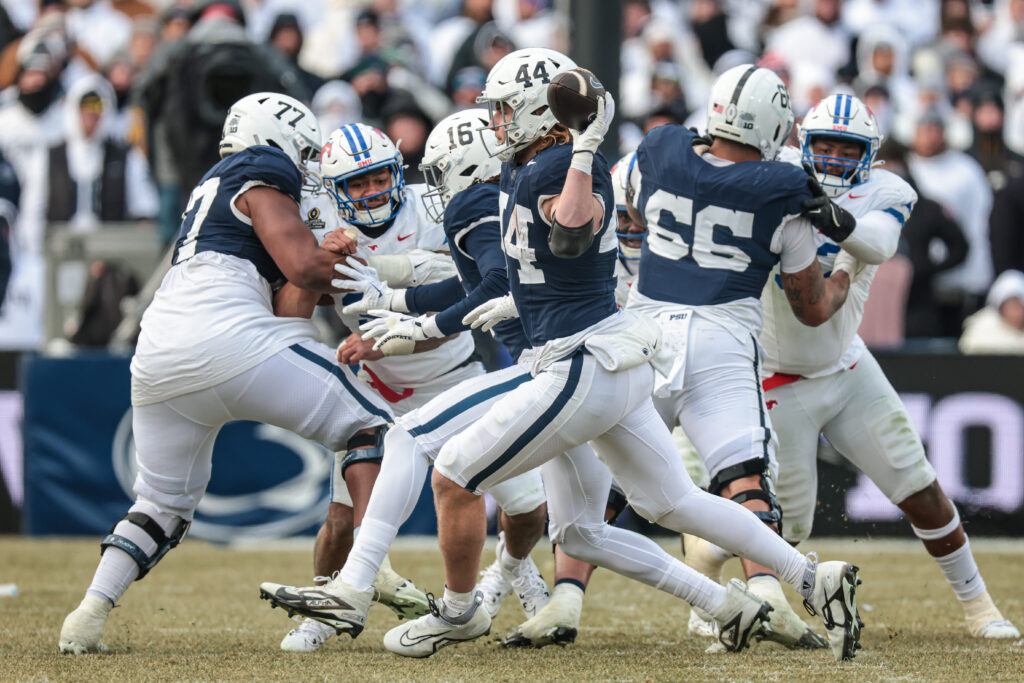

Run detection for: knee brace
[[100, 512, 189, 580], [341, 425, 388, 478], [708, 458, 782, 531], [605, 483, 629, 524]]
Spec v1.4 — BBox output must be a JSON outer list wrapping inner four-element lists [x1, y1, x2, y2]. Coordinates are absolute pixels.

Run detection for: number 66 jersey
[[626, 125, 817, 338]]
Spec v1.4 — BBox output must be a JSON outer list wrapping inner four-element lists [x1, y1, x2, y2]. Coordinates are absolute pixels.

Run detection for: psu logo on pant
[[112, 409, 333, 542]]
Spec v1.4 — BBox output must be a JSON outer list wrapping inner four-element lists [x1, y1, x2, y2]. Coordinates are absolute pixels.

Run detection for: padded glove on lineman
[[800, 162, 857, 243], [359, 310, 443, 357], [462, 294, 519, 333], [334, 257, 409, 314]]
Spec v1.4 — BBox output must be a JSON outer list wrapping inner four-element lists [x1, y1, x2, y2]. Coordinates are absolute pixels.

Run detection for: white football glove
[[359, 310, 443, 357], [832, 249, 867, 283], [570, 92, 615, 174], [334, 257, 409, 314], [462, 294, 519, 333]]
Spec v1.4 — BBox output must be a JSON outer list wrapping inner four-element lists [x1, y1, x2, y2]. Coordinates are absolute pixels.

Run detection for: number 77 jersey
[[631, 126, 814, 314]]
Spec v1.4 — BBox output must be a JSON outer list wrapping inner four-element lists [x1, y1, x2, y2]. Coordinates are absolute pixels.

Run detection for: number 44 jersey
[[627, 125, 818, 337]]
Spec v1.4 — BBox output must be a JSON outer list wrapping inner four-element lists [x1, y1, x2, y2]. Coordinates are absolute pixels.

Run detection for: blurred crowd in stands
[[0, 0, 1022, 353]]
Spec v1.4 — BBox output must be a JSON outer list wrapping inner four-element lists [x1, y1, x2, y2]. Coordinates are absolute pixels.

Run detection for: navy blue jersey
[[172, 146, 302, 283], [404, 182, 530, 359], [634, 126, 812, 305], [500, 143, 617, 347]]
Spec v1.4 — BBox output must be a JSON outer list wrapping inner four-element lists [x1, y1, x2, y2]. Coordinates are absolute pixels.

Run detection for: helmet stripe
[[729, 65, 759, 107], [351, 124, 371, 160], [843, 93, 852, 119], [833, 94, 842, 125], [339, 124, 360, 158]]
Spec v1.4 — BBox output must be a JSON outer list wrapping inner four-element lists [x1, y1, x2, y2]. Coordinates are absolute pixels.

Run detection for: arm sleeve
[[404, 276, 466, 314], [839, 209, 902, 264], [416, 222, 512, 336], [776, 216, 818, 273]]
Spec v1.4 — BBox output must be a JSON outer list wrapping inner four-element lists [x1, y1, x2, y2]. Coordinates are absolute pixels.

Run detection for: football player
[[58, 93, 394, 654], [611, 152, 644, 306], [624, 65, 865, 656], [261, 109, 554, 647], [751, 94, 1017, 640], [263, 49, 866, 661], [274, 121, 551, 651]]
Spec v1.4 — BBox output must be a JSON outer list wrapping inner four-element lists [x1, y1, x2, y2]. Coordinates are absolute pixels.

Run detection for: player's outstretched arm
[[241, 186, 353, 293], [781, 257, 850, 327]]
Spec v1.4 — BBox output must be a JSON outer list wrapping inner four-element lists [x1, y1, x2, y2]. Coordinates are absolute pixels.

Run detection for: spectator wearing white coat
[[46, 74, 157, 230], [908, 107, 994, 335], [960, 270, 1024, 354]]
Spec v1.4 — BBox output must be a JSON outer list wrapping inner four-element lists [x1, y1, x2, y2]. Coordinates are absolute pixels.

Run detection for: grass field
[[2, 536, 1022, 682]]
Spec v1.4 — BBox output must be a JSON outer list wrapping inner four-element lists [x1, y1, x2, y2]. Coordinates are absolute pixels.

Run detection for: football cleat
[[801, 554, 863, 661], [747, 576, 828, 650], [383, 592, 491, 658], [280, 618, 335, 652], [476, 558, 512, 618], [373, 558, 430, 620], [259, 580, 374, 638], [687, 605, 718, 638], [710, 579, 773, 652], [501, 582, 582, 648], [963, 591, 1021, 639], [58, 594, 112, 655], [505, 556, 551, 619], [974, 619, 1021, 639]]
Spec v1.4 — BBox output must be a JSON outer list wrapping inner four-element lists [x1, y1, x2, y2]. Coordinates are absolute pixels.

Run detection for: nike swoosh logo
[[527, 160, 537, 166], [848, 193, 865, 199], [397, 233, 414, 241], [399, 627, 454, 646]]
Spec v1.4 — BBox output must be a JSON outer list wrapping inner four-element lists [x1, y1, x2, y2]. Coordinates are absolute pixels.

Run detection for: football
[[547, 67, 606, 131]]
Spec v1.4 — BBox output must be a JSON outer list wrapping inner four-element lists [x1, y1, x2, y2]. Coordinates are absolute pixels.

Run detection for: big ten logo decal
[[846, 392, 1024, 520]]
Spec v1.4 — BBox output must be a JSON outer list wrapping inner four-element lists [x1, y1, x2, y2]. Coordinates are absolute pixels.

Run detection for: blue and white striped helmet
[[320, 123, 405, 228], [799, 94, 882, 197]]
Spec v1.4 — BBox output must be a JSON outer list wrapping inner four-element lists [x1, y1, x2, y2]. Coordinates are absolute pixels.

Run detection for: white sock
[[339, 517, 398, 591], [499, 544, 528, 576], [337, 429, 431, 591], [934, 540, 986, 602], [442, 587, 475, 617], [87, 503, 183, 605], [659, 487, 808, 592]]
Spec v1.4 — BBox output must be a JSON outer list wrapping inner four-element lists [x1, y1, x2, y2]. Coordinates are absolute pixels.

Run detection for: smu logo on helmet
[[321, 141, 333, 159], [112, 409, 333, 542]]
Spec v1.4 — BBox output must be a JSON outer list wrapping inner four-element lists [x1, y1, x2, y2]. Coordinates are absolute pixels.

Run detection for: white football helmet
[[706, 65, 793, 160], [320, 123, 406, 228], [419, 109, 502, 223], [799, 94, 882, 197], [610, 152, 644, 260], [219, 92, 321, 168], [476, 47, 577, 161]]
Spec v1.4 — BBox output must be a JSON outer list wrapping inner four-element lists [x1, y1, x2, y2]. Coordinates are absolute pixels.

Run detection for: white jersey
[[614, 257, 639, 307], [760, 166, 917, 377], [301, 184, 473, 390], [131, 252, 319, 406]]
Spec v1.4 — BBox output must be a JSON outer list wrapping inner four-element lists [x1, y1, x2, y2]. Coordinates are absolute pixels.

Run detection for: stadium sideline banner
[[20, 354, 436, 540], [20, 352, 1024, 538]]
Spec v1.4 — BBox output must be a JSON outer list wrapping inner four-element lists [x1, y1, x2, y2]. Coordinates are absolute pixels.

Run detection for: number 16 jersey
[[628, 125, 818, 337]]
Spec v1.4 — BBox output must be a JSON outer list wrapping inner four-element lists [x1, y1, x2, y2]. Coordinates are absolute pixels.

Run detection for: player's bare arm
[[781, 257, 850, 327], [240, 186, 353, 292]]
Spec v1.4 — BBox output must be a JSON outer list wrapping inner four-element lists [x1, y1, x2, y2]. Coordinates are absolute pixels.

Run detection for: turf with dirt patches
[[2, 536, 1022, 682]]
